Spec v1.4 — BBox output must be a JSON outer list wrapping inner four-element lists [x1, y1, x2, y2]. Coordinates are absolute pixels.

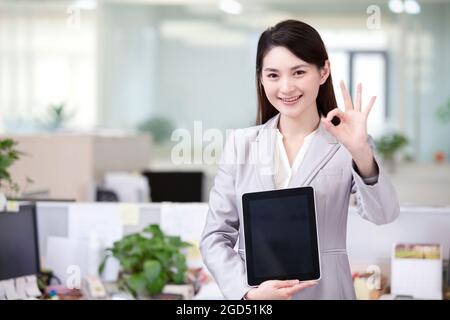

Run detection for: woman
[[200, 20, 399, 300]]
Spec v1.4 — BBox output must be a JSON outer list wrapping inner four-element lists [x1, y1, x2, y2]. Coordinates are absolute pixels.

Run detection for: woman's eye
[[294, 70, 305, 76], [267, 73, 278, 79]]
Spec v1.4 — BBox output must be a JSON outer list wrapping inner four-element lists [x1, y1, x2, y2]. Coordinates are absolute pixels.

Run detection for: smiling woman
[[200, 19, 400, 300]]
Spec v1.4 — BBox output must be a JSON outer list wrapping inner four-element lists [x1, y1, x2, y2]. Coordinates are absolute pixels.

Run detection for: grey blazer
[[200, 113, 400, 300]]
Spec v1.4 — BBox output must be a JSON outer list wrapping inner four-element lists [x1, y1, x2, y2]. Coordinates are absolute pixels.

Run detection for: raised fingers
[[340, 80, 353, 112], [364, 96, 377, 117], [355, 83, 362, 112]]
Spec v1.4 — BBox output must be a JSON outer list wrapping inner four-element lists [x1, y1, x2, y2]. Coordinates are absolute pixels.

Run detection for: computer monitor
[[142, 171, 203, 202], [0, 203, 40, 280]]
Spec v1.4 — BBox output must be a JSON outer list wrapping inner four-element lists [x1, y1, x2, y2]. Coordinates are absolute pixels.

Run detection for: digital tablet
[[242, 186, 321, 286]]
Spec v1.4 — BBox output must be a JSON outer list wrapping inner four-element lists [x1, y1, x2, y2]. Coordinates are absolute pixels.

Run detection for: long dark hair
[[256, 20, 337, 125]]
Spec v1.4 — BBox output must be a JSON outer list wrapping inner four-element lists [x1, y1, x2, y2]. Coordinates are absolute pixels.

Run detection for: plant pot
[[162, 283, 195, 300]]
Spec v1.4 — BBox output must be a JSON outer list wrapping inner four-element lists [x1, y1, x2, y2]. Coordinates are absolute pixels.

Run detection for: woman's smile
[[278, 94, 302, 105]]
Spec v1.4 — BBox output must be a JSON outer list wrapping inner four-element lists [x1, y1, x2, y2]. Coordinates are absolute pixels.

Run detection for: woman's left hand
[[321, 80, 376, 153]]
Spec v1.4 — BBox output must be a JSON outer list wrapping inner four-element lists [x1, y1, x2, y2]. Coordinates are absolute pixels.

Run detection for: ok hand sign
[[321, 80, 376, 153]]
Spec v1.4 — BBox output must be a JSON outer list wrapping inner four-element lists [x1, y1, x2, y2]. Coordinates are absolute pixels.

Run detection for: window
[[329, 50, 388, 138], [0, 3, 97, 132]]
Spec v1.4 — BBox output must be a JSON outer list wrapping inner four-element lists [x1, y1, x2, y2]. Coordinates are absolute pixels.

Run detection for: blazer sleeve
[[200, 130, 252, 300], [351, 136, 400, 225]]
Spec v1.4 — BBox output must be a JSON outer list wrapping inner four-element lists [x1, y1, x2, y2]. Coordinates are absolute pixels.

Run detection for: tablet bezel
[[242, 186, 321, 286]]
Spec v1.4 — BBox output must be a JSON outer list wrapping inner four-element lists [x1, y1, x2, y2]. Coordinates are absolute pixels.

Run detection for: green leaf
[[145, 224, 164, 239], [126, 273, 147, 297], [143, 260, 162, 283], [166, 236, 183, 247], [128, 243, 144, 256], [0, 139, 16, 149], [172, 269, 186, 284], [146, 272, 167, 296], [153, 251, 171, 269], [121, 256, 141, 272], [98, 254, 110, 275], [0, 138, 23, 194], [0, 157, 14, 169]]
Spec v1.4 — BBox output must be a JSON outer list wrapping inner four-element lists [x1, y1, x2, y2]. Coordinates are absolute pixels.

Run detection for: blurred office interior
[[0, 0, 449, 300]]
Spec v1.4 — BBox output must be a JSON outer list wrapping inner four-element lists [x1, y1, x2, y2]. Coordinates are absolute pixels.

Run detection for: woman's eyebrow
[[263, 64, 309, 72]]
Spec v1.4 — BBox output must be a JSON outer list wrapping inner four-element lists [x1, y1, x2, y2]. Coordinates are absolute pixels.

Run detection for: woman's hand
[[321, 80, 376, 154], [321, 80, 379, 178], [245, 279, 318, 300]]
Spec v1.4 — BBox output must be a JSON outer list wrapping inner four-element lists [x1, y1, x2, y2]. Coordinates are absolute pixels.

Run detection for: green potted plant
[[0, 138, 24, 199], [374, 132, 408, 172], [435, 97, 450, 124], [42, 102, 75, 130], [137, 116, 175, 145], [99, 224, 192, 299], [434, 97, 450, 162]]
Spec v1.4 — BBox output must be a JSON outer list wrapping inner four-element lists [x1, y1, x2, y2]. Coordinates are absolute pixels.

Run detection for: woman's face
[[260, 46, 329, 119]]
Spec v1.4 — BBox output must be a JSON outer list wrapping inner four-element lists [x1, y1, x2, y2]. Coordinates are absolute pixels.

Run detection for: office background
[[0, 0, 449, 300]]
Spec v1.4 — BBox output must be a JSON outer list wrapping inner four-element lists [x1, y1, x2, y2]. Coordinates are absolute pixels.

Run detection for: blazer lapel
[[287, 120, 341, 188], [252, 114, 280, 190]]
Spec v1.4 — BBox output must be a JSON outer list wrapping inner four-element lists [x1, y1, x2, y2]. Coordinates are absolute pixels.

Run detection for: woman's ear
[[319, 60, 330, 85]]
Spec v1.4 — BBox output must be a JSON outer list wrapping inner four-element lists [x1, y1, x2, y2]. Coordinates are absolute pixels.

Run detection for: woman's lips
[[279, 95, 302, 105]]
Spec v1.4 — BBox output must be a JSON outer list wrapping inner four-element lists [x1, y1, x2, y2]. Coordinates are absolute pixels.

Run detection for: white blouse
[[273, 127, 319, 189]]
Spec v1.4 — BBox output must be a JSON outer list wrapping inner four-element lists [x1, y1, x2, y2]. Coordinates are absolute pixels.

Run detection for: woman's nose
[[280, 76, 295, 94]]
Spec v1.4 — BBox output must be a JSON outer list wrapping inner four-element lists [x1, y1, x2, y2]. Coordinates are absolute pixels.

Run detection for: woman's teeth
[[280, 95, 301, 103]]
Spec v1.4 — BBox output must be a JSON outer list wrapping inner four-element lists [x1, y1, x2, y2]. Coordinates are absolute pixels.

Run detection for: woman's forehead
[[262, 46, 310, 70]]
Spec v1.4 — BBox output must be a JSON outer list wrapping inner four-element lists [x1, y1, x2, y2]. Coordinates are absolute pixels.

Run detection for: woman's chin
[[277, 104, 304, 118]]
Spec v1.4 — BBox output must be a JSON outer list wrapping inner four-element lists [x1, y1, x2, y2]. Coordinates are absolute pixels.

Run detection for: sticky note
[[6, 201, 19, 212], [119, 204, 139, 226]]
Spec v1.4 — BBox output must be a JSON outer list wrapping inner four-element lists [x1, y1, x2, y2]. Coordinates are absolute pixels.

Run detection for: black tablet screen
[[248, 194, 313, 278]]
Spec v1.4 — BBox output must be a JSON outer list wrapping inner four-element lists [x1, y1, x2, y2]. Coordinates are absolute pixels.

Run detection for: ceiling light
[[75, 0, 97, 11], [404, 0, 421, 14], [389, 0, 404, 14], [218, 0, 242, 15]]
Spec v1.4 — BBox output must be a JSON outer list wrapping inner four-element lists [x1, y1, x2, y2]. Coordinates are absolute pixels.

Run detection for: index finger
[[340, 80, 354, 112]]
